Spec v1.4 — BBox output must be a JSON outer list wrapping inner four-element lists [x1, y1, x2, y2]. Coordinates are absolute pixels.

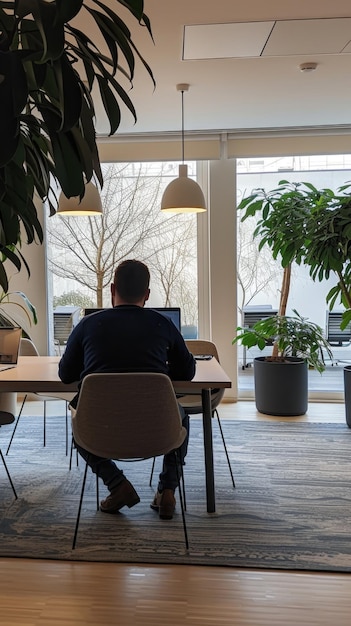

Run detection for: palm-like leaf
[[0, 0, 154, 291]]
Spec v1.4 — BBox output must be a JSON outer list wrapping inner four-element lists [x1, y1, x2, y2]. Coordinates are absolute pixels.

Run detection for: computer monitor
[[84, 306, 182, 333]]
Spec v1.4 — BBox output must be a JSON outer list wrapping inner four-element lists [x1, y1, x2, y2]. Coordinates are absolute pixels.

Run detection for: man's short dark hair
[[113, 260, 150, 303]]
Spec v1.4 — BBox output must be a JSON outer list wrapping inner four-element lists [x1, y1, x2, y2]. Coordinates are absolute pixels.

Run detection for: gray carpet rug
[[1, 415, 351, 572]]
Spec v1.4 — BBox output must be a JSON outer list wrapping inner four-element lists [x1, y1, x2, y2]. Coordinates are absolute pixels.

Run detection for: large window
[[47, 162, 199, 337], [236, 155, 351, 397]]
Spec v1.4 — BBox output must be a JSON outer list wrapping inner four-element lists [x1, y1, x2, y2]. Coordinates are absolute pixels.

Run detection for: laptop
[[152, 307, 181, 332], [0, 327, 22, 372], [84, 306, 182, 332], [84, 306, 182, 333]]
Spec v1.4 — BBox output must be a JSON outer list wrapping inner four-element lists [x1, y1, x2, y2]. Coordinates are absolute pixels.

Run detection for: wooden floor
[[1, 400, 350, 626]]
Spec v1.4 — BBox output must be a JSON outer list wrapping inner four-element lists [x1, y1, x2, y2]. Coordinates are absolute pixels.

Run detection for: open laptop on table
[[0, 327, 22, 372], [152, 307, 181, 332], [84, 306, 182, 333]]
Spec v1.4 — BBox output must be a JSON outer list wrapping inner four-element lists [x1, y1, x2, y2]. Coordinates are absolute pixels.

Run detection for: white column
[[208, 158, 237, 401]]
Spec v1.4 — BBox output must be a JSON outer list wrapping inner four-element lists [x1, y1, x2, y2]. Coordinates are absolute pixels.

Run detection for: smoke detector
[[299, 62, 318, 73]]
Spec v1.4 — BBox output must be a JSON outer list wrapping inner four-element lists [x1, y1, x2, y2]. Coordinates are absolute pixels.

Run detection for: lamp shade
[[57, 181, 103, 216], [161, 164, 207, 214]]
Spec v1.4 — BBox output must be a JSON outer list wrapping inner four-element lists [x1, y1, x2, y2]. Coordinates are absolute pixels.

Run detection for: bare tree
[[148, 219, 197, 324], [237, 214, 281, 321], [47, 163, 198, 312]]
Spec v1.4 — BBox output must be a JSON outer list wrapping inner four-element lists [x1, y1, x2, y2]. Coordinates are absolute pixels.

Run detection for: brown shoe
[[150, 489, 176, 520], [100, 479, 140, 513]]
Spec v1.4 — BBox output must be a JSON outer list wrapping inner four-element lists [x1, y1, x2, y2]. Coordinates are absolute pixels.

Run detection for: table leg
[[202, 388, 215, 513], [0, 392, 17, 418]]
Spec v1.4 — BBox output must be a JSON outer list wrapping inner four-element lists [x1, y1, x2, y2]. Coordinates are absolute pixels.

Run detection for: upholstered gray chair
[[71, 372, 189, 550]]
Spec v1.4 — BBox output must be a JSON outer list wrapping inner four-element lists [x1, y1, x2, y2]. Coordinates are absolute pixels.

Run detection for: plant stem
[[337, 271, 351, 308], [272, 264, 292, 358]]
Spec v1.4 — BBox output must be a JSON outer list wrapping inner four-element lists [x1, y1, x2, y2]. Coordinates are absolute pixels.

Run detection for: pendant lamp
[[57, 181, 103, 216], [161, 84, 207, 214]]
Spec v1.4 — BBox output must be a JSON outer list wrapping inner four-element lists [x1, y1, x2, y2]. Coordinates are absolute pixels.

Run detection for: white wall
[[8, 199, 49, 355]]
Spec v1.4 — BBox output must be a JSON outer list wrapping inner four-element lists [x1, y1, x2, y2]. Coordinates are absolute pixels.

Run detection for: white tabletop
[[0, 355, 232, 393]]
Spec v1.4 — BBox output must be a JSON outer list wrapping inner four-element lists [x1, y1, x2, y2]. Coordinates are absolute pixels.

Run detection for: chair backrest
[[19, 338, 39, 356], [71, 372, 186, 460], [185, 339, 220, 361], [326, 311, 351, 345], [179, 339, 224, 412]]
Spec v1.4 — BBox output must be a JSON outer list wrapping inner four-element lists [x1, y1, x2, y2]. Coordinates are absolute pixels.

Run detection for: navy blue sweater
[[58, 306, 196, 388]]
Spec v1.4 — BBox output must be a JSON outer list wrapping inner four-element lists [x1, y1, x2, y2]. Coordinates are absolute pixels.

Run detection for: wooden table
[[0, 356, 232, 513]]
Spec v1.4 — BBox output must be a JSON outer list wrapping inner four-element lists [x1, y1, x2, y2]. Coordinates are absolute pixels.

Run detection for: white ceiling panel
[[263, 18, 351, 56], [183, 22, 274, 59], [183, 18, 351, 60]]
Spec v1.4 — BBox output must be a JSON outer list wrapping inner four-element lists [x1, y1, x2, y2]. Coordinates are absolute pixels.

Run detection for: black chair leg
[[149, 457, 156, 486], [43, 401, 46, 447], [175, 450, 189, 551], [72, 461, 88, 550], [214, 409, 235, 488], [183, 473, 187, 510], [65, 402, 69, 456], [96, 475, 99, 511], [0, 449, 17, 499], [69, 436, 74, 470], [5, 395, 27, 455], [69, 436, 79, 470]]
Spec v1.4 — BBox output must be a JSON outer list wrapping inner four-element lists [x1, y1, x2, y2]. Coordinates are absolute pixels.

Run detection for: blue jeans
[[74, 405, 189, 493]]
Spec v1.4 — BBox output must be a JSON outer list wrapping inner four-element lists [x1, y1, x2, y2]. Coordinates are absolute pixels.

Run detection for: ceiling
[[92, 0, 351, 138]]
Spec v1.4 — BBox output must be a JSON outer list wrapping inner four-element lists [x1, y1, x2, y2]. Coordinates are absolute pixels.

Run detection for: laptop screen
[[152, 307, 181, 332], [84, 307, 182, 332]]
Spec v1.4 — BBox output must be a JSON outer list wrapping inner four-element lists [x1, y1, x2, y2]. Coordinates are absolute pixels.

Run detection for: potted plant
[[233, 180, 334, 416], [295, 181, 351, 426], [233, 310, 333, 415], [0, 289, 37, 334], [0, 286, 37, 415], [0, 1, 154, 292]]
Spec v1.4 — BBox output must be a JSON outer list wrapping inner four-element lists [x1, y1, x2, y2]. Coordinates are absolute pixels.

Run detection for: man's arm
[[168, 331, 196, 381], [58, 323, 84, 383]]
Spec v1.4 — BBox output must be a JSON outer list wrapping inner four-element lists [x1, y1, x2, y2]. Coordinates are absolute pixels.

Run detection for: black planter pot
[[254, 356, 308, 416], [343, 366, 351, 428]]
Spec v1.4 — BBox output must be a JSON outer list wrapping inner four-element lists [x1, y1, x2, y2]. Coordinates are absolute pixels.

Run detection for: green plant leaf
[[96, 74, 121, 135], [0, 0, 154, 288], [341, 309, 351, 330], [55, 0, 84, 23]]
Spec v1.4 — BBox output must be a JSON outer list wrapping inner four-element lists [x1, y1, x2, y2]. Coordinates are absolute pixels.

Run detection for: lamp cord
[[181, 89, 185, 164]]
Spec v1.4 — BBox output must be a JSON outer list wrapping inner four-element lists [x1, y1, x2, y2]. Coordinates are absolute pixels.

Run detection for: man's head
[[111, 259, 150, 306]]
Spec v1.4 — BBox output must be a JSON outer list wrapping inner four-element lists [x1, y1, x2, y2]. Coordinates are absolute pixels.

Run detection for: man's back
[[59, 305, 195, 384]]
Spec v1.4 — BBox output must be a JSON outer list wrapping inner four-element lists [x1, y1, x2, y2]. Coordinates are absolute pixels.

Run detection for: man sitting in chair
[[59, 259, 196, 520]]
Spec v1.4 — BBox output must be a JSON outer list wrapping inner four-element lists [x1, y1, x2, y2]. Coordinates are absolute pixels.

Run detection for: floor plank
[[1, 559, 351, 626]]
